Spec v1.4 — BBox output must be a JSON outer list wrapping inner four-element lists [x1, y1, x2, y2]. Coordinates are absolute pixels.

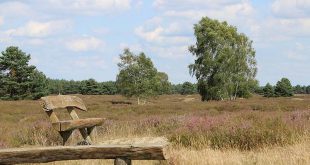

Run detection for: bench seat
[[52, 118, 105, 131]]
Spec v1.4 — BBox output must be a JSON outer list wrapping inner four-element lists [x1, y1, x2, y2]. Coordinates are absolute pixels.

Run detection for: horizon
[[0, 0, 309, 86]]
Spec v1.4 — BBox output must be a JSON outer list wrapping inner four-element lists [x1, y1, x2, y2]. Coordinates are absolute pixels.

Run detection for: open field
[[0, 94, 309, 164]]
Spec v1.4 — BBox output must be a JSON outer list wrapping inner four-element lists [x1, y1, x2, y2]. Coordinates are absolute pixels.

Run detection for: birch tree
[[116, 49, 163, 104], [189, 17, 257, 101]]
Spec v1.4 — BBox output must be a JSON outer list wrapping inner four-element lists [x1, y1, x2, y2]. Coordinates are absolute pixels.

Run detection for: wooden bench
[[41, 95, 105, 145]]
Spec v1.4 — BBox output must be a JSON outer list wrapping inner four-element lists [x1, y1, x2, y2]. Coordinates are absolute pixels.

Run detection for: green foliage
[[116, 48, 170, 103], [171, 84, 183, 94], [99, 81, 117, 95], [0, 46, 48, 100], [29, 70, 49, 100], [47, 79, 117, 95], [80, 79, 101, 95], [189, 17, 257, 101], [156, 72, 172, 95], [275, 78, 293, 97], [254, 86, 264, 95], [181, 82, 196, 95], [293, 85, 310, 94], [263, 83, 274, 97]]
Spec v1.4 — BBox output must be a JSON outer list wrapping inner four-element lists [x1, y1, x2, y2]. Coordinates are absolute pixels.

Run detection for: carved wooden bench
[[41, 95, 105, 145]]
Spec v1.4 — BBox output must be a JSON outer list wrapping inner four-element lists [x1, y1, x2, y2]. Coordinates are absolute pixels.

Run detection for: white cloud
[[66, 36, 105, 52], [0, 16, 3, 26], [164, 2, 254, 20], [5, 20, 71, 38], [287, 42, 309, 60], [260, 18, 310, 40], [46, 0, 132, 15], [119, 43, 143, 53], [0, 1, 34, 18], [135, 26, 164, 42], [272, 0, 310, 18], [149, 45, 190, 59], [153, 0, 242, 9], [135, 1, 255, 60], [73, 56, 106, 69], [27, 39, 45, 45]]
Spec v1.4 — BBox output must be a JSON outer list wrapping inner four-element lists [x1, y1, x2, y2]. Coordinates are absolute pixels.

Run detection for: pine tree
[[0, 46, 46, 100], [29, 70, 49, 99], [263, 83, 274, 97], [275, 78, 293, 97]]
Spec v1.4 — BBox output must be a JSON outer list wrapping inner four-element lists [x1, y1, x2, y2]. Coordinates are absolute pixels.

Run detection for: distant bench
[[41, 95, 105, 145], [111, 100, 132, 105]]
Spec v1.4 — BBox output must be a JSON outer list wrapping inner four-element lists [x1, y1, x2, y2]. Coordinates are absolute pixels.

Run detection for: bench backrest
[[41, 95, 87, 111], [41, 95, 87, 123]]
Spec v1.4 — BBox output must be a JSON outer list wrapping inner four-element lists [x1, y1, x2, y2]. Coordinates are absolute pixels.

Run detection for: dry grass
[[0, 94, 310, 164], [34, 139, 310, 165], [169, 138, 310, 165]]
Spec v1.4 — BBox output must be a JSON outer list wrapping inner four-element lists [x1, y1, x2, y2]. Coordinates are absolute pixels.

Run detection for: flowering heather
[[0, 94, 309, 151]]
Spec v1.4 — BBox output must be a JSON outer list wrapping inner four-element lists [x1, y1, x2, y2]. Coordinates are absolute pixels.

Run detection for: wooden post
[[67, 107, 93, 144], [114, 157, 132, 165], [59, 131, 72, 146], [87, 126, 97, 142]]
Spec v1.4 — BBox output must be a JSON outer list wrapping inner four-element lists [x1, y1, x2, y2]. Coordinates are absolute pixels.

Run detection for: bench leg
[[87, 126, 97, 142], [59, 131, 72, 146], [78, 128, 93, 145], [114, 158, 131, 165]]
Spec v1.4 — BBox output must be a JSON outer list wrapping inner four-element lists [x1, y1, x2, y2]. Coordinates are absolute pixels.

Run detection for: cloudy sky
[[0, 0, 309, 85]]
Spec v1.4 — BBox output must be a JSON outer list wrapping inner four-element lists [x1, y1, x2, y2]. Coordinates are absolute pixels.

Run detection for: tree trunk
[[234, 82, 239, 100]]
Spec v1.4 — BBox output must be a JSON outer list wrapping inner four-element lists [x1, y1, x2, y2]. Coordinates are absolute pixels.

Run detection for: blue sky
[[0, 0, 309, 85]]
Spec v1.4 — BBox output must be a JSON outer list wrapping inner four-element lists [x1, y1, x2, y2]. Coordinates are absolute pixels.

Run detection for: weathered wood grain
[[0, 144, 168, 164], [52, 118, 105, 131], [41, 95, 87, 111]]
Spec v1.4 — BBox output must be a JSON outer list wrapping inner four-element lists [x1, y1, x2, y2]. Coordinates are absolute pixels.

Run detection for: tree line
[[0, 17, 307, 102], [255, 78, 310, 97], [0, 46, 197, 101], [46, 78, 197, 96]]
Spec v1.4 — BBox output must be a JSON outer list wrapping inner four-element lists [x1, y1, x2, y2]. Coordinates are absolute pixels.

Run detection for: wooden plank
[[52, 118, 105, 131], [41, 95, 87, 111], [0, 144, 168, 164]]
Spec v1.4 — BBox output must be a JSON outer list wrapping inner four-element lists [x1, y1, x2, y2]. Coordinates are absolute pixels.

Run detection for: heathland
[[0, 94, 309, 165]]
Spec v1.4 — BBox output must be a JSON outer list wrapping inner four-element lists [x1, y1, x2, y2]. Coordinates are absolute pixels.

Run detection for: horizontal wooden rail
[[52, 118, 105, 131], [0, 144, 168, 164]]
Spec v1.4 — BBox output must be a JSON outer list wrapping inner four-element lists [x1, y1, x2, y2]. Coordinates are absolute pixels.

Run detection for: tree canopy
[[0, 46, 48, 100], [181, 82, 197, 95], [189, 17, 257, 101], [275, 78, 293, 97], [263, 83, 274, 98], [116, 49, 169, 104]]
